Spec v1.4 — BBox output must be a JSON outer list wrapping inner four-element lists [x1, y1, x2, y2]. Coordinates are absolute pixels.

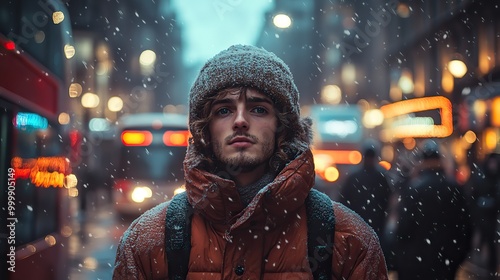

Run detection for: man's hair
[[190, 87, 297, 173]]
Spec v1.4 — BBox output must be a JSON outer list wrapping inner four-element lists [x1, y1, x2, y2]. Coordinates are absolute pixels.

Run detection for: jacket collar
[[183, 149, 315, 232]]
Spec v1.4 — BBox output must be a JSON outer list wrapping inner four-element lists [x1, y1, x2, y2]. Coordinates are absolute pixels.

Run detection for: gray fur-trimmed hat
[[186, 44, 312, 169]]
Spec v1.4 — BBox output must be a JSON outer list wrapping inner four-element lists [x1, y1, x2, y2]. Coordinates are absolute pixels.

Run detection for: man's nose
[[233, 109, 249, 131]]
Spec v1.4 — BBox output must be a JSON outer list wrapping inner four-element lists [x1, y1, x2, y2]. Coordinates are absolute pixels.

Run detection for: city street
[[2, 1, 499, 280], [68, 191, 130, 280]]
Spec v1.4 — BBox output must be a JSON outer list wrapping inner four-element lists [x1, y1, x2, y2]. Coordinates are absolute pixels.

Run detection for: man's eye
[[252, 106, 268, 114], [216, 107, 230, 115]]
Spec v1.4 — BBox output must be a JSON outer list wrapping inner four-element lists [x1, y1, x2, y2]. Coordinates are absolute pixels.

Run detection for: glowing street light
[[362, 109, 384, 128], [58, 112, 70, 125], [81, 92, 100, 108], [139, 50, 157, 76], [398, 69, 414, 94], [108, 96, 124, 112], [139, 50, 157, 66], [321, 84, 342, 104], [273, 14, 292, 29], [448, 59, 467, 78]]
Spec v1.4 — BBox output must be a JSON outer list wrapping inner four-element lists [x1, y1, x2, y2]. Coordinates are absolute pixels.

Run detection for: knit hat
[[189, 44, 300, 123], [185, 44, 312, 169]]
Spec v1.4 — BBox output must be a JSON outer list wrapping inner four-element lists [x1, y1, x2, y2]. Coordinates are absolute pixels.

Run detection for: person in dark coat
[[338, 140, 392, 238], [394, 139, 472, 280], [465, 153, 500, 278]]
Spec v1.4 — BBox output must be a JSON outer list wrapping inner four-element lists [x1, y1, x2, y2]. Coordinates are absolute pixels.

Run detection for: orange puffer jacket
[[113, 150, 389, 279]]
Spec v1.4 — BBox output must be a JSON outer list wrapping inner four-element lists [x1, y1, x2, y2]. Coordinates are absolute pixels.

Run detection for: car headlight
[[131, 186, 152, 203]]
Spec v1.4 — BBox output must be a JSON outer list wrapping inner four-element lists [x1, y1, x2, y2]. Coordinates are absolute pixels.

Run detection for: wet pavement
[[68, 192, 130, 280]]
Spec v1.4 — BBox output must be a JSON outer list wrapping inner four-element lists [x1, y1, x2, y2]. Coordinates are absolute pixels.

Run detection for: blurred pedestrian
[[394, 139, 472, 280], [383, 161, 412, 272], [113, 45, 388, 279], [338, 140, 393, 251], [465, 153, 500, 278]]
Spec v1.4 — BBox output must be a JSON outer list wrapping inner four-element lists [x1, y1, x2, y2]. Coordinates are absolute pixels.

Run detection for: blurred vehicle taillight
[[163, 130, 190, 146], [121, 130, 153, 146], [114, 179, 132, 193]]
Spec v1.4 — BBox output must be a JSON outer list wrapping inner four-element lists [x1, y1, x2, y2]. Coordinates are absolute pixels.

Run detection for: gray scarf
[[237, 172, 275, 207]]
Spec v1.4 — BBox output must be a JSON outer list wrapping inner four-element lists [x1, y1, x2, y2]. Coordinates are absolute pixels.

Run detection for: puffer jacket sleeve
[[332, 202, 389, 280], [113, 201, 170, 280]]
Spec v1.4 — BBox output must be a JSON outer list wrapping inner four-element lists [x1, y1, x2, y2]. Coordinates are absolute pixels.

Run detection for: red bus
[[0, 1, 76, 279]]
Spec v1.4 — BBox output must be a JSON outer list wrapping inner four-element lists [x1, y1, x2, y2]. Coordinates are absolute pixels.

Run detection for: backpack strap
[[165, 189, 335, 280], [306, 188, 335, 280], [165, 192, 193, 280]]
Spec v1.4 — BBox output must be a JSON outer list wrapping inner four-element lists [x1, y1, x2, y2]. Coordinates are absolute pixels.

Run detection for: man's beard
[[212, 139, 273, 173], [222, 152, 266, 172]]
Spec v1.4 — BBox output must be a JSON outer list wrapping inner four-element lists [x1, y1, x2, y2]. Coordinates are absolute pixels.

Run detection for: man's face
[[208, 88, 277, 171]]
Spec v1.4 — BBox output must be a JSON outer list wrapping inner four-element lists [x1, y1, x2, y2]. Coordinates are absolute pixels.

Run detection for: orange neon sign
[[380, 96, 453, 138], [11, 157, 71, 188]]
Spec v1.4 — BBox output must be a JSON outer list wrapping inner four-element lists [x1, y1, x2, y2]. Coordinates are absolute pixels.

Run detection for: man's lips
[[228, 136, 255, 145]]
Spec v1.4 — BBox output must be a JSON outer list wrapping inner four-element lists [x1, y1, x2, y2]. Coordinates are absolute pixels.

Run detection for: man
[[394, 139, 472, 280], [113, 45, 388, 279]]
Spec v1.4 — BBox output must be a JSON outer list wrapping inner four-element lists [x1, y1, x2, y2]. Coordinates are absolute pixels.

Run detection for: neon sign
[[10, 157, 73, 188], [380, 96, 453, 139], [14, 112, 48, 130], [321, 120, 359, 138], [310, 105, 363, 143]]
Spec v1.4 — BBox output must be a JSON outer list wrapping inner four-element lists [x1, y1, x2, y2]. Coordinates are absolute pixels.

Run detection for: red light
[[4, 41, 15, 51], [163, 130, 189, 146], [69, 130, 81, 147], [121, 130, 153, 146], [113, 179, 132, 192]]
